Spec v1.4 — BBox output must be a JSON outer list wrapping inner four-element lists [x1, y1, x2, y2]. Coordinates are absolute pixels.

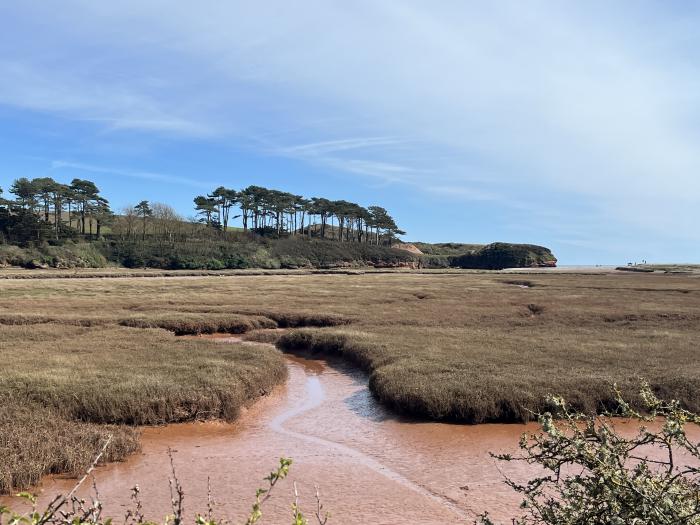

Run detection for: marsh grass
[[526, 303, 545, 315], [0, 270, 699, 489], [0, 322, 287, 494], [277, 330, 386, 372], [0, 324, 288, 425], [118, 313, 277, 335], [242, 329, 288, 345], [0, 401, 139, 494]]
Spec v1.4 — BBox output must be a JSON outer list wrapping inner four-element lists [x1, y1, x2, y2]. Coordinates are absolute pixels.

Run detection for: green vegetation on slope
[[108, 237, 419, 270], [449, 242, 557, 269], [0, 241, 107, 269], [414, 241, 557, 270], [412, 241, 485, 256], [1, 176, 557, 271], [0, 238, 557, 270]]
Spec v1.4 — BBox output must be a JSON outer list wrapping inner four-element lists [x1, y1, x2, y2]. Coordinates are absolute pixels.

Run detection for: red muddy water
[[5, 338, 699, 524]]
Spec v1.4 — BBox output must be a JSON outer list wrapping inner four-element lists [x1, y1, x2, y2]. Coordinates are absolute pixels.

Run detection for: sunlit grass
[[0, 270, 698, 491]]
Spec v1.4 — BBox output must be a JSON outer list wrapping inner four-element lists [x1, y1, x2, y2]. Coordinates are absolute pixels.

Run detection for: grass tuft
[[118, 314, 277, 335], [526, 303, 545, 315], [0, 399, 140, 494]]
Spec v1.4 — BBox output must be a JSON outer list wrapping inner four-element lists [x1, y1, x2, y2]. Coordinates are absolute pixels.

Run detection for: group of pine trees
[[193, 185, 404, 245], [1, 177, 404, 246], [0, 177, 110, 243]]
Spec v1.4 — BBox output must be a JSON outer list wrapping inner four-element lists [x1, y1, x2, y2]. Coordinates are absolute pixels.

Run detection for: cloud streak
[[0, 60, 212, 137], [51, 161, 214, 189]]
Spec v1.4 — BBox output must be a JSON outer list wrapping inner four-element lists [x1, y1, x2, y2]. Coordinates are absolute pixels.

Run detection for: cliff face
[[393, 243, 424, 255], [448, 242, 557, 270]]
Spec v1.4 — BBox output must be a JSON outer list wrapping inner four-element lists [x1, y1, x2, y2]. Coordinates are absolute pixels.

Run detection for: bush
[[0, 457, 322, 525], [481, 384, 700, 524], [450, 242, 557, 270], [0, 242, 107, 268], [0, 244, 31, 267]]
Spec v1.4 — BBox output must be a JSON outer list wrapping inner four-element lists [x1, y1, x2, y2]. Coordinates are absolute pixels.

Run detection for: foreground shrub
[[481, 383, 700, 524], [0, 457, 327, 525]]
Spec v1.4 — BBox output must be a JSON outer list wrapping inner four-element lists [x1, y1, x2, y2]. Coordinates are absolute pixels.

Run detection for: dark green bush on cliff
[[110, 239, 278, 270], [449, 242, 556, 270]]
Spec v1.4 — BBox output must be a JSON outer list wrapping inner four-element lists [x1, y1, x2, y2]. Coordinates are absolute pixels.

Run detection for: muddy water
[[8, 340, 691, 524]]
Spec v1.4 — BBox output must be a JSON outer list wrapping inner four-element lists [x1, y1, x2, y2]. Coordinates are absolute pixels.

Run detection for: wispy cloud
[[51, 161, 214, 189], [0, 60, 211, 137], [280, 137, 403, 156], [271, 135, 426, 184]]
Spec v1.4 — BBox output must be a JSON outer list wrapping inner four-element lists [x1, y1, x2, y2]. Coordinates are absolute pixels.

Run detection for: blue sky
[[1, 1, 699, 264]]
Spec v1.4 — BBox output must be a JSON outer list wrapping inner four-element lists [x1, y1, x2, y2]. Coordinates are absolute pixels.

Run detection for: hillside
[[411, 242, 485, 256], [414, 241, 557, 270], [449, 242, 557, 269], [1, 236, 556, 271], [2, 176, 556, 271]]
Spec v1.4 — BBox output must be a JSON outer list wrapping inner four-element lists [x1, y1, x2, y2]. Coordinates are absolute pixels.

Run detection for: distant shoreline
[[0, 265, 665, 279], [616, 264, 700, 274]]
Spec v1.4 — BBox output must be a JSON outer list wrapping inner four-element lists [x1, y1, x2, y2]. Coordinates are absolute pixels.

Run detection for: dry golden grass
[[1, 269, 699, 490], [0, 403, 139, 495], [0, 322, 287, 493]]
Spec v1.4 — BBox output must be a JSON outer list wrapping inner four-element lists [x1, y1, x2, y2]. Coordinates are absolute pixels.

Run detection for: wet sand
[[5, 341, 697, 523]]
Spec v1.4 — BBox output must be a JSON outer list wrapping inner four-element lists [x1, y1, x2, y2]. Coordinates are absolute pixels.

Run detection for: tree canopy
[[0, 177, 404, 247], [192, 185, 403, 245]]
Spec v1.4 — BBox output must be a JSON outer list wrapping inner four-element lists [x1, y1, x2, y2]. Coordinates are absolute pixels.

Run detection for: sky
[[1, 1, 699, 264]]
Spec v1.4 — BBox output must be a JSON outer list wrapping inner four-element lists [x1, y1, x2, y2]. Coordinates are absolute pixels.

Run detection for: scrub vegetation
[[0, 269, 698, 497]]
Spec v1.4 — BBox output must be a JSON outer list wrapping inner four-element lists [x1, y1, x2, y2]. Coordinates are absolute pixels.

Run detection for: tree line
[[0, 177, 404, 246], [192, 185, 404, 245]]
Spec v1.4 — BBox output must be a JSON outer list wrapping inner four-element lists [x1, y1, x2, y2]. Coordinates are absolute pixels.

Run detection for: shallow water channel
[[9, 337, 678, 524]]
